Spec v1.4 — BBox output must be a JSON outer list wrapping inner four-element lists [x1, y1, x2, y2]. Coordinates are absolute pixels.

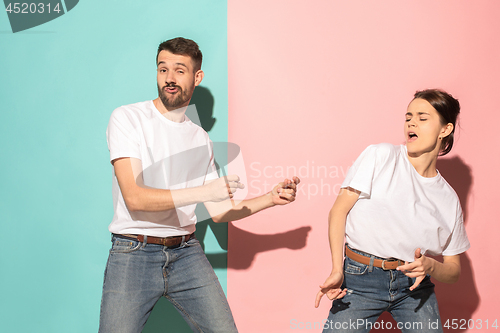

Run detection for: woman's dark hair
[[413, 89, 460, 156], [156, 37, 203, 71]]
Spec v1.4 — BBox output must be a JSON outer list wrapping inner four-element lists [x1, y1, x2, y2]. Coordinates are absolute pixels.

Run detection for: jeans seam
[[213, 278, 232, 314], [165, 295, 204, 332], [162, 248, 170, 296], [98, 259, 110, 330]]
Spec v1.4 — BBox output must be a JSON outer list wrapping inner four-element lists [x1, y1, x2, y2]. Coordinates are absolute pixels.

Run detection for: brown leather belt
[[119, 233, 194, 247], [345, 246, 404, 270]]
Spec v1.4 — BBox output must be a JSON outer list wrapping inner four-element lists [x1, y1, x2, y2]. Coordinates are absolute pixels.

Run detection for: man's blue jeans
[[99, 235, 238, 333], [323, 247, 443, 333]]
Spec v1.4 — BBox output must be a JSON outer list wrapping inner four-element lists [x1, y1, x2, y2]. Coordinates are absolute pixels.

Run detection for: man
[[99, 37, 299, 333]]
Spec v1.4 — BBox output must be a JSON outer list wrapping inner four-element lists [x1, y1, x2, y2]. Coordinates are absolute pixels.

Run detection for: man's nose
[[165, 72, 176, 84]]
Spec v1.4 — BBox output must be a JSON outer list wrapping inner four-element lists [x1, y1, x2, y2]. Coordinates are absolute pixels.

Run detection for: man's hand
[[315, 271, 347, 308], [397, 248, 434, 291], [204, 175, 245, 202], [271, 176, 300, 205]]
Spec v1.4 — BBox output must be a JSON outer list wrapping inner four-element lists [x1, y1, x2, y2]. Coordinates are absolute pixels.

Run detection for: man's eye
[[177, 70, 184, 74]]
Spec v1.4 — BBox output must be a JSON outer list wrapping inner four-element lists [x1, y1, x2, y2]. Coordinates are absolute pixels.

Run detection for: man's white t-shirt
[[342, 143, 470, 263], [106, 100, 219, 237]]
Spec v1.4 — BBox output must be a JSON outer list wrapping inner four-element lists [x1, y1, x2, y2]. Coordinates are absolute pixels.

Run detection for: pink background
[[228, 1, 500, 332]]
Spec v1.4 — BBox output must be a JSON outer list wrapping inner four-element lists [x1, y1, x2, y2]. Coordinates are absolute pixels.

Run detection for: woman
[[315, 89, 470, 333]]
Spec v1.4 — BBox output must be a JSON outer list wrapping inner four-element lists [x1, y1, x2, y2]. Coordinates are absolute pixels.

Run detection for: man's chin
[[160, 97, 187, 110]]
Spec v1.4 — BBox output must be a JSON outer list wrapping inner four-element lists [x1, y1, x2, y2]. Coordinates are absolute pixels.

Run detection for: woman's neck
[[407, 151, 439, 177]]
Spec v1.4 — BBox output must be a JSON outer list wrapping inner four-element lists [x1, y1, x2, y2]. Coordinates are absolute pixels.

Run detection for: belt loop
[[142, 235, 148, 247], [368, 256, 375, 272], [181, 235, 186, 244]]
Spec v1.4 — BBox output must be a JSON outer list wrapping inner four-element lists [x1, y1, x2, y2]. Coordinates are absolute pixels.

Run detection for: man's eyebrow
[[175, 62, 188, 68], [156, 61, 188, 68]]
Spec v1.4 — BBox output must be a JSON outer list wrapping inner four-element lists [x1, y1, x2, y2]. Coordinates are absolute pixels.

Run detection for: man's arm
[[113, 157, 243, 211], [203, 177, 300, 223]]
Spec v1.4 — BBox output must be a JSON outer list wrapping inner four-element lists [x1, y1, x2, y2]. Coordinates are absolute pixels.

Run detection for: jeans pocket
[[344, 257, 369, 275], [110, 238, 142, 254]]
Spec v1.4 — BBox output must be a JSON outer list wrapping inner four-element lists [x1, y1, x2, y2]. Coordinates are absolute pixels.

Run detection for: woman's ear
[[441, 123, 454, 138]]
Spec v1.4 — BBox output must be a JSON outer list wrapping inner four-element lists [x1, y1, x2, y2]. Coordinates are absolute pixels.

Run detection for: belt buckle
[[381, 259, 400, 270], [381, 260, 392, 270]]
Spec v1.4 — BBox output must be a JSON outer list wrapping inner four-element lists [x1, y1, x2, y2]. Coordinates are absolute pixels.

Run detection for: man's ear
[[194, 70, 204, 87]]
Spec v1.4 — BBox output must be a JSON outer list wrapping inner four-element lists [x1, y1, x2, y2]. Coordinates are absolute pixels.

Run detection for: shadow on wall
[[434, 156, 479, 332], [143, 86, 312, 332], [370, 156, 479, 333], [227, 224, 312, 269]]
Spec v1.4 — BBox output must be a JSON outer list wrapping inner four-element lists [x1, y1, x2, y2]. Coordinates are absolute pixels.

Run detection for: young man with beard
[[99, 37, 300, 333]]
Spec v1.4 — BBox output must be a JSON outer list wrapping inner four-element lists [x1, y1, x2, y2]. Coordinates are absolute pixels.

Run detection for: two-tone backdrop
[[1, 1, 498, 332]]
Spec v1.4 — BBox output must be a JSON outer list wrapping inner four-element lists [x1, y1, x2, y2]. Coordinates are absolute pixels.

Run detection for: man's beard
[[158, 83, 191, 109]]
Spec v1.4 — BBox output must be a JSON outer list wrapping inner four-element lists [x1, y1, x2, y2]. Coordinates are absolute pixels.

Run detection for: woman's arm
[[203, 177, 300, 223], [315, 187, 360, 308], [397, 250, 461, 291]]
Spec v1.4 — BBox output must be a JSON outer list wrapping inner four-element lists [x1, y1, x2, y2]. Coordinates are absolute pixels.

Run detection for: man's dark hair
[[157, 37, 203, 72]]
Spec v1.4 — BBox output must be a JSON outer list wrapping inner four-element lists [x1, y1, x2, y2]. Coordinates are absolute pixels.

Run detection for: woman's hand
[[315, 271, 347, 308], [271, 177, 300, 205], [397, 248, 435, 291]]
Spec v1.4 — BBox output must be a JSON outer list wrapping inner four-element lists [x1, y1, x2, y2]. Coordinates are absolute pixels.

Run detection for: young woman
[[315, 89, 470, 333]]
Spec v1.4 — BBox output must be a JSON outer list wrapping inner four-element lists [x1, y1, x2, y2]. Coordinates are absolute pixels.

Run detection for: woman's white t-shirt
[[342, 143, 470, 262]]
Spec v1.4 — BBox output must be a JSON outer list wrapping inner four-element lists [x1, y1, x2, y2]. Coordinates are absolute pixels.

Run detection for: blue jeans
[[323, 247, 442, 333], [99, 235, 238, 333]]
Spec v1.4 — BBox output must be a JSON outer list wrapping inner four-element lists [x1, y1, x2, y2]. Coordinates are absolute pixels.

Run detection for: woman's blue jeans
[[323, 247, 443, 333], [98, 235, 238, 333]]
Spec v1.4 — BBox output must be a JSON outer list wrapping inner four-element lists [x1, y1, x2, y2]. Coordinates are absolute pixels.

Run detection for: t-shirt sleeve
[[442, 204, 471, 256], [106, 107, 142, 163], [204, 139, 219, 182], [341, 145, 380, 199]]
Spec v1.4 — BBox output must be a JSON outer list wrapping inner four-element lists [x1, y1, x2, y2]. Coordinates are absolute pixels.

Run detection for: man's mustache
[[162, 83, 182, 91]]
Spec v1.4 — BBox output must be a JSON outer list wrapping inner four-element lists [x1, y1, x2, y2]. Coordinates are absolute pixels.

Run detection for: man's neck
[[153, 98, 187, 123]]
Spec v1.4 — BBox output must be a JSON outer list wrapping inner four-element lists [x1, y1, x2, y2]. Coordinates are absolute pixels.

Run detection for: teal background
[[0, 1, 228, 332]]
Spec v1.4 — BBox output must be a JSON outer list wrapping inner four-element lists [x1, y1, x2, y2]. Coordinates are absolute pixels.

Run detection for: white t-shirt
[[342, 143, 470, 262], [106, 100, 219, 237]]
